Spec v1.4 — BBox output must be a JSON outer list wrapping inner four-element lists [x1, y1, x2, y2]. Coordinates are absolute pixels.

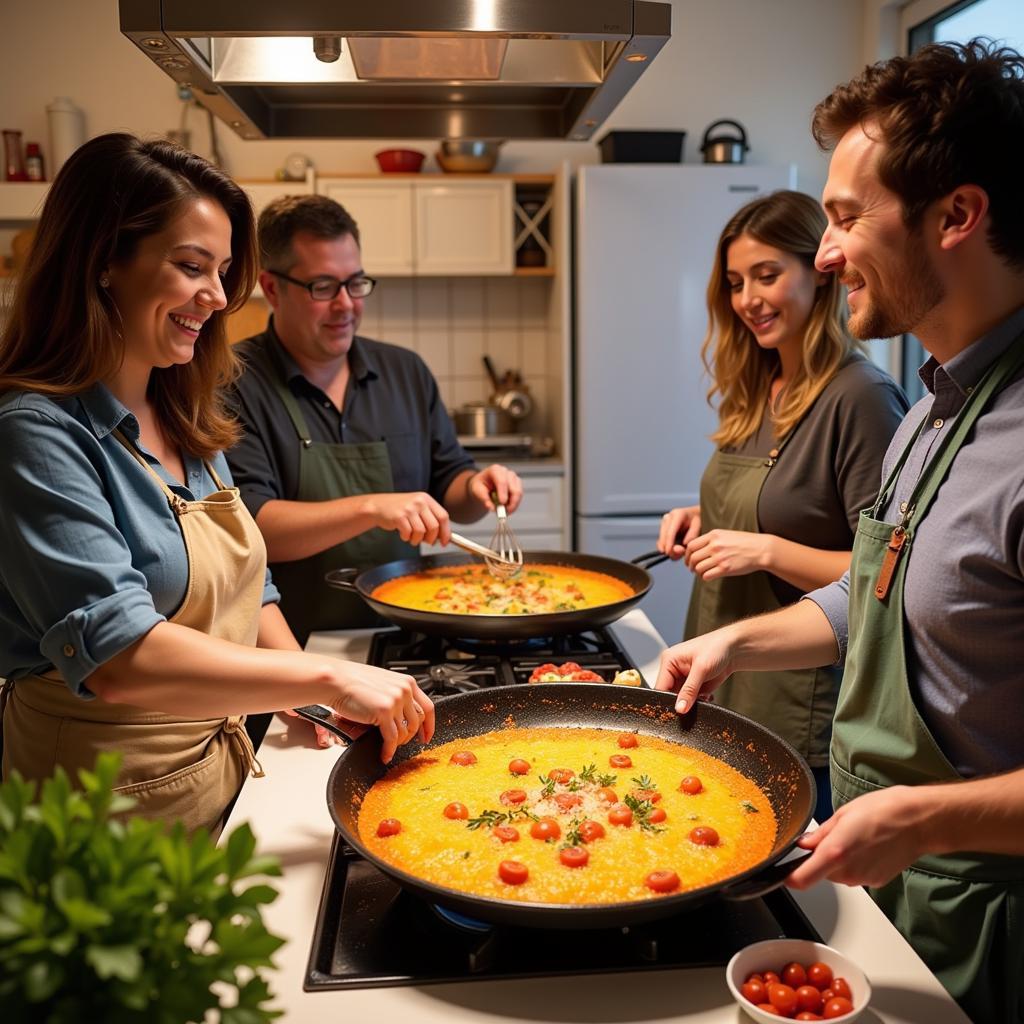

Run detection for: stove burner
[[429, 903, 493, 934], [418, 663, 492, 696]]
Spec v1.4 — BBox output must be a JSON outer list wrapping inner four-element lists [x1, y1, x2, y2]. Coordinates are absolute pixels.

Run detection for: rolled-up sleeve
[[0, 408, 164, 694], [803, 572, 851, 665]]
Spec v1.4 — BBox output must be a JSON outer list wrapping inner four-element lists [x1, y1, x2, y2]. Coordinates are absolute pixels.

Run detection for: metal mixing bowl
[[436, 140, 503, 173]]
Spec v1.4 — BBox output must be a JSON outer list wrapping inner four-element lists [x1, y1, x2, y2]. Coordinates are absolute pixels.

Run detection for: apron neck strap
[[112, 430, 226, 502], [255, 342, 314, 446]]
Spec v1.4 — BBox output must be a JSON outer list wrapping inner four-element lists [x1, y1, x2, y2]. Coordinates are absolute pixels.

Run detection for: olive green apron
[[256, 346, 417, 644], [831, 332, 1024, 1024], [1, 432, 267, 835], [685, 435, 840, 768]]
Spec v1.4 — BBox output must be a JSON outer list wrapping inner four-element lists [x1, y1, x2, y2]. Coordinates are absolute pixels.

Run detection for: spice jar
[[25, 143, 45, 181], [3, 130, 27, 181]]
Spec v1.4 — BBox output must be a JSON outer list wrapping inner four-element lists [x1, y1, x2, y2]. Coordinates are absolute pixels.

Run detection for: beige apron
[[2, 431, 267, 834]]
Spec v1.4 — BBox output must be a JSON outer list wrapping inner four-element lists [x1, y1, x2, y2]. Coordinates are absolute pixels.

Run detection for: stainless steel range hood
[[119, 0, 671, 140]]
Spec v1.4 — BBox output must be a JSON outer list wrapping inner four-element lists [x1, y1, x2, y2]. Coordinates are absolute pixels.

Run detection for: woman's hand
[[654, 629, 737, 713], [657, 505, 701, 559], [685, 529, 770, 580], [329, 662, 436, 763]]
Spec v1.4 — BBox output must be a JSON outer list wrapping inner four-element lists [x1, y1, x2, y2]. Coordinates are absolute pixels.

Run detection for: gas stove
[[303, 625, 821, 991]]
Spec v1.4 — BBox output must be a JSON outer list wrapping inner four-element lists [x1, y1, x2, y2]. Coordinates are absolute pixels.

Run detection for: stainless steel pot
[[453, 401, 514, 436], [700, 119, 749, 164]]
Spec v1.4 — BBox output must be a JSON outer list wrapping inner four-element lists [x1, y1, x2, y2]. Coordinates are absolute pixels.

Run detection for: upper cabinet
[[239, 170, 315, 218], [318, 177, 513, 277]]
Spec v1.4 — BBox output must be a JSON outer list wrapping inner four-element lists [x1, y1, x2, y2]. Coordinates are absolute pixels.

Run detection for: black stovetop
[[304, 626, 821, 991]]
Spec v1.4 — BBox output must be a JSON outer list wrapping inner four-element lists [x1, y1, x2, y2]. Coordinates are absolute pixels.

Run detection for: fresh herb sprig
[[579, 763, 617, 787], [624, 792, 667, 834], [560, 815, 585, 849], [631, 773, 658, 792], [466, 806, 539, 830], [538, 774, 556, 798]]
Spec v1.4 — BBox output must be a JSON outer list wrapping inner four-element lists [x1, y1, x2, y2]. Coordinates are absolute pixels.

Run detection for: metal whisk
[[486, 492, 523, 580]]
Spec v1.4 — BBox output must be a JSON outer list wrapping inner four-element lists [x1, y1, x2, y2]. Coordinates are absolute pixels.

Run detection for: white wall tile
[[484, 278, 519, 327], [521, 327, 548, 379], [519, 278, 550, 326], [451, 327, 487, 378], [417, 330, 452, 377], [483, 327, 521, 379], [452, 378, 490, 408], [414, 278, 450, 327], [450, 279, 485, 326]]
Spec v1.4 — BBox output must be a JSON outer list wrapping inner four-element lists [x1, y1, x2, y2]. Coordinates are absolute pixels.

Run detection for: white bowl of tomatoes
[[726, 939, 871, 1022]]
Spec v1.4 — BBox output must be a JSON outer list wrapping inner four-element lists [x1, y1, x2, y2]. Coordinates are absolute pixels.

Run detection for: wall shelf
[[0, 182, 48, 221]]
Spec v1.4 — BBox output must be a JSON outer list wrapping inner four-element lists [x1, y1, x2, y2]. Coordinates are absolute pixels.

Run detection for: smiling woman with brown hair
[[657, 189, 907, 821], [0, 133, 433, 834]]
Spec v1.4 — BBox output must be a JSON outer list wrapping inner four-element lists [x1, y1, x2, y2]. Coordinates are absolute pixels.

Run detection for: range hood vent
[[120, 0, 670, 140]]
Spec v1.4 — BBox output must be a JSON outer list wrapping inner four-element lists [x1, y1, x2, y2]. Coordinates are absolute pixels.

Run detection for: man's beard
[[846, 236, 945, 340]]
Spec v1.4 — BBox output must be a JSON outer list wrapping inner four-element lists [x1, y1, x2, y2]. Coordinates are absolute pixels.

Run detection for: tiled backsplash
[[358, 277, 557, 436]]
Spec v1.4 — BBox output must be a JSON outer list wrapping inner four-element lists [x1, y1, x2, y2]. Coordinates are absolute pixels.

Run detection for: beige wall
[[2, 0, 866, 198]]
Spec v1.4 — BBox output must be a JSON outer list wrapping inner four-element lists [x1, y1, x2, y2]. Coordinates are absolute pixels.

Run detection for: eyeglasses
[[268, 269, 377, 301]]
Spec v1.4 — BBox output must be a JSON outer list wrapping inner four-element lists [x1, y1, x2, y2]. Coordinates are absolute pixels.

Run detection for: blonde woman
[[656, 190, 907, 819]]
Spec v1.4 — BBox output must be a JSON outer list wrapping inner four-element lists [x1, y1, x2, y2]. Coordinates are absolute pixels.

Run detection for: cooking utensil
[[324, 550, 666, 640], [435, 140, 503, 173], [452, 402, 515, 437], [482, 354, 502, 393], [483, 356, 532, 420], [448, 531, 520, 568], [700, 119, 749, 164], [295, 683, 815, 929], [486, 491, 523, 580]]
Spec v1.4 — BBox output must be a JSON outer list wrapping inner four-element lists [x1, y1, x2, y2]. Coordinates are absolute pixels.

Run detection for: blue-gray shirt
[[0, 384, 279, 697], [808, 305, 1024, 778]]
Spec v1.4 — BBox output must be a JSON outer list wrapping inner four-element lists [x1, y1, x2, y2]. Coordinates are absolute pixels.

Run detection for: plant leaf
[[85, 943, 143, 981]]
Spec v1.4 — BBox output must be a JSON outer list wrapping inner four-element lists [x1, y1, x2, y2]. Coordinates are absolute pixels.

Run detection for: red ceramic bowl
[[374, 148, 426, 173]]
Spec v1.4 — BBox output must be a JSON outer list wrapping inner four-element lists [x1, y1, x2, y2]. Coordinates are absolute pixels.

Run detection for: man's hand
[[787, 785, 932, 890], [685, 529, 771, 580], [657, 505, 702, 560], [654, 629, 738, 713], [468, 464, 524, 513], [363, 491, 451, 546]]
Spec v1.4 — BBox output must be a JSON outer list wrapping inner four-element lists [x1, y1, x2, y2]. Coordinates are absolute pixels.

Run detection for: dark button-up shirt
[[226, 321, 476, 520], [809, 305, 1024, 777], [0, 384, 279, 696]]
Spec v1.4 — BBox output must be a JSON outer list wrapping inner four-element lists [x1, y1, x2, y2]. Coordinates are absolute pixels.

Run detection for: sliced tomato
[[449, 750, 477, 766], [596, 786, 618, 803], [492, 825, 520, 843], [508, 758, 531, 775], [553, 792, 583, 812], [559, 846, 589, 868], [689, 826, 720, 846], [679, 775, 703, 794], [547, 768, 575, 784], [608, 803, 633, 827], [644, 869, 680, 893], [617, 732, 639, 748], [578, 819, 606, 843], [647, 806, 667, 823], [530, 817, 561, 841], [376, 818, 401, 837], [498, 860, 529, 885], [632, 788, 661, 803], [499, 789, 527, 805], [609, 754, 632, 769], [443, 802, 469, 820]]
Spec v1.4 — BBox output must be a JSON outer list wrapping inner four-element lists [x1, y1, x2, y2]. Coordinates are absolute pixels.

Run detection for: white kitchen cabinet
[[316, 177, 513, 277], [317, 179, 415, 275], [239, 171, 315, 219]]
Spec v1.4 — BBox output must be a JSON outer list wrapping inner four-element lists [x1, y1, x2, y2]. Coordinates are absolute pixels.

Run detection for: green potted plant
[[0, 753, 285, 1023]]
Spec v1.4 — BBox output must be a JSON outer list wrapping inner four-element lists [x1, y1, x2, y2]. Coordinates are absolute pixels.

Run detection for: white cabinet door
[[318, 179, 415, 276], [240, 180, 314, 219], [413, 180, 513, 276]]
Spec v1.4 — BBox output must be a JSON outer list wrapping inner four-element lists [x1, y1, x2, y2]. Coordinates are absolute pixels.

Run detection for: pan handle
[[324, 568, 360, 592], [632, 550, 670, 570], [719, 849, 814, 901], [292, 704, 353, 746]]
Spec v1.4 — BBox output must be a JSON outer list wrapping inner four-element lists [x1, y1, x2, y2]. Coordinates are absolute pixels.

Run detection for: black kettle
[[700, 119, 749, 164]]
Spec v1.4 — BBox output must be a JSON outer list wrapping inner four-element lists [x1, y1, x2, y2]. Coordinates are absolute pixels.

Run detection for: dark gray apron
[[832, 330, 1024, 1024], [258, 348, 417, 644], [685, 432, 840, 769]]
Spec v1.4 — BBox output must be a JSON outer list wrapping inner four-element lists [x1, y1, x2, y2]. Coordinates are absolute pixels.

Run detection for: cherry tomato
[[559, 845, 589, 868], [783, 962, 808, 988], [831, 977, 852, 1001], [530, 817, 561, 841], [767, 983, 799, 1017], [741, 979, 767, 1004], [744, 972, 764, 984], [376, 818, 401, 837], [443, 802, 468, 820], [499, 789, 527, 805], [492, 825, 519, 843], [617, 732, 639, 748], [644, 869, 680, 893], [796, 984, 823, 1013], [508, 758, 531, 775], [689, 825, 720, 846], [679, 775, 703, 794], [755, 1004, 782, 1016], [597, 786, 618, 803], [609, 754, 632, 769], [648, 806, 667, 823], [450, 751, 477, 766], [498, 860, 528, 885], [795, 1014, 824, 1021], [820, 989, 835, 1003], [807, 962, 833, 990], [762, 971, 781, 986], [823, 996, 855, 1019], [553, 792, 583, 812], [607, 803, 634, 827], [632, 788, 662, 803], [578, 819, 606, 843], [548, 768, 574, 784]]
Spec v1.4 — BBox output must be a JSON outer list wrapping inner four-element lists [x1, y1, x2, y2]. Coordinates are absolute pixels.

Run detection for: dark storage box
[[597, 130, 686, 163]]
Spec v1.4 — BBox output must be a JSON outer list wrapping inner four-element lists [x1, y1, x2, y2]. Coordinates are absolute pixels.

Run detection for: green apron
[[831, 331, 1024, 1024], [257, 347, 418, 644], [685, 435, 840, 768]]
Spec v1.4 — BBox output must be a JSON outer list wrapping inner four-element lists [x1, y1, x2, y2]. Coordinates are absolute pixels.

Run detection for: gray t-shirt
[[729, 354, 909, 605]]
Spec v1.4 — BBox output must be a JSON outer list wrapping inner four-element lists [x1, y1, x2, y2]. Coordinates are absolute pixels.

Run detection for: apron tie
[[224, 716, 265, 779]]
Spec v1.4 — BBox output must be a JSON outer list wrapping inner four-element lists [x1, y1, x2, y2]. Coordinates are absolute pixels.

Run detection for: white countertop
[[225, 610, 971, 1024]]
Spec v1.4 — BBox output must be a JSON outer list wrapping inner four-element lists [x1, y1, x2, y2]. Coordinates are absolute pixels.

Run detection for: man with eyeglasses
[[226, 194, 523, 661]]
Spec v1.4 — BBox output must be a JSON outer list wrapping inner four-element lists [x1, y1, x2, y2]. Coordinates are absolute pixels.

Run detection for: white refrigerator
[[574, 164, 796, 643]]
